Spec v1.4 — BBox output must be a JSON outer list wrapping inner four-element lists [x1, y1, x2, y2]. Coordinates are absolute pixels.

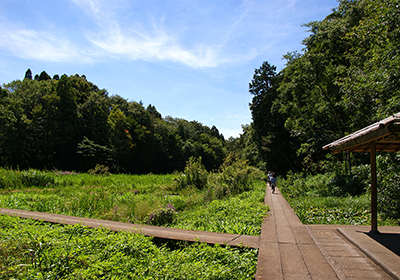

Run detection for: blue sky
[[0, 0, 339, 138]]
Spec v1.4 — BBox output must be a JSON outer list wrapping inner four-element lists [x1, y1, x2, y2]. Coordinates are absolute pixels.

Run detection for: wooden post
[[370, 142, 379, 233]]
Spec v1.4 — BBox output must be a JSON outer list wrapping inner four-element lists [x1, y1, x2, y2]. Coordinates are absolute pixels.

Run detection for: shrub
[[351, 164, 370, 188], [0, 169, 20, 189], [21, 169, 55, 188], [146, 204, 177, 226], [280, 171, 366, 198], [302, 173, 333, 197], [279, 172, 308, 198], [0, 169, 56, 189], [327, 174, 366, 196], [378, 174, 400, 221], [175, 157, 208, 190], [219, 159, 255, 194], [88, 164, 111, 176], [377, 154, 400, 222]]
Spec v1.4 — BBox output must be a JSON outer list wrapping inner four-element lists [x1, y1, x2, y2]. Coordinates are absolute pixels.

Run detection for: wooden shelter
[[323, 112, 400, 233]]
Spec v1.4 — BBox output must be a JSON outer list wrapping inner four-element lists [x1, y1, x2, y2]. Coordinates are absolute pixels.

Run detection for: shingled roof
[[323, 112, 400, 154]]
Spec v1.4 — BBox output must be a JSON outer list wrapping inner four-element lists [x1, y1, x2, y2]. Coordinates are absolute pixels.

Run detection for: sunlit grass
[[0, 215, 258, 279], [0, 168, 268, 236]]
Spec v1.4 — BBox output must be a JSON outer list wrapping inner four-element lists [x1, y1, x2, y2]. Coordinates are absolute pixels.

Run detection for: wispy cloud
[[86, 23, 221, 68], [0, 20, 86, 63], [0, 0, 291, 68], [71, 0, 223, 68]]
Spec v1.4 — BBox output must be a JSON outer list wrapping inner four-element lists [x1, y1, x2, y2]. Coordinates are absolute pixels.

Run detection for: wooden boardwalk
[[0, 208, 259, 248]]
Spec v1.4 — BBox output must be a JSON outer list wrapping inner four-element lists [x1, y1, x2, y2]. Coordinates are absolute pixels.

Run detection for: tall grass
[[175, 191, 267, 235], [0, 161, 268, 235], [288, 195, 371, 225], [279, 171, 398, 226], [0, 169, 55, 189], [0, 161, 266, 279]]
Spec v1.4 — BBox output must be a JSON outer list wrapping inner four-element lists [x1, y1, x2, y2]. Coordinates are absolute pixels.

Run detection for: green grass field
[[0, 167, 267, 278], [0, 168, 268, 235]]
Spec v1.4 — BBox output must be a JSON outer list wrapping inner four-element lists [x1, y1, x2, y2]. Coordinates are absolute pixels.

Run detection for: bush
[[280, 171, 367, 198], [175, 157, 208, 190], [88, 164, 111, 176], [219, 159, 255, 194], [20, 169, 55, 188], [0, 169, 56, 189], [377, 154, 400, 221], [0, 169, 20, 189], [351, 164, 370, 188], [279, 172, 310, 198], [378, 174, 400, 221], [327, 174, 366, 196], [147, 204, 177, 226]]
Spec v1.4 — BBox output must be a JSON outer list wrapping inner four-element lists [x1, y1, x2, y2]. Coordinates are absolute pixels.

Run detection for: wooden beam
[[370, 142, 379, 233]]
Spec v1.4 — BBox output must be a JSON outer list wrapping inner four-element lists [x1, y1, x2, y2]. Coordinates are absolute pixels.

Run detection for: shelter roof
[[323, 113, 400, 154]]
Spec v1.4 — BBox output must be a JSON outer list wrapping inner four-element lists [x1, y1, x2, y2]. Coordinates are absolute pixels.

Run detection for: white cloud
[[0, 0, 310, 68], [70, 0, 261, 68], [0, 21, 86, 63], [84, 23, 220, 68]]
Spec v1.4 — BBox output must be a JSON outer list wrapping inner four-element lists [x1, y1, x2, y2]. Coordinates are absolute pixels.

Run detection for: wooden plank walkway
[[255, 185, 399, 279], [0, 208, 260, 248]]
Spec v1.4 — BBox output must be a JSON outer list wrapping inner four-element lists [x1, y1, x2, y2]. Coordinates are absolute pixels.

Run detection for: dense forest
[[1, 0, 399, 176], [0, 72, 226, 173], [243, 0, 400, 174]]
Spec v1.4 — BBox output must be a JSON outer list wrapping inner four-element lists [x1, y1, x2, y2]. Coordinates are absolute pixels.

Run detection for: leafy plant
[[0, 168, 269, 235], [147, 203, 177, 226], [0, 215, 258, 279], [289, 195, 371, 225], [377, 154, 400, 221], [0, 169, 56, 189], [175, 191, 268, 236], [219, 159, 256, 195], [326, 174, 366, 197], [280, 171, 367, 198], [88, 164, 111, 176], [175, 157, 208, 190], [22, 169, 55, 188]]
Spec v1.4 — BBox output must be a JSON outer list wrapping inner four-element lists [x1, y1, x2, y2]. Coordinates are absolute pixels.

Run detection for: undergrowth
[[279, 167, 400, 226], [0, 215, 258, 279], [0, 157, 268, 235]]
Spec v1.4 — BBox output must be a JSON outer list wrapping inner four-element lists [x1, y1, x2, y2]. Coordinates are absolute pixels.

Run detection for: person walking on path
[[259, 171, 277, 194], [270, 173, 277, 194]]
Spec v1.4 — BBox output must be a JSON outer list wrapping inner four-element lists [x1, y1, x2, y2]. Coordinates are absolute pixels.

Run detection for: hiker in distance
[[258, 171, 277, 194], [269, 173, 277, 194]]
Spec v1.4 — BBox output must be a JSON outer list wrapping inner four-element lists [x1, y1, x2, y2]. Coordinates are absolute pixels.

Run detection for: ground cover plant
[[0, 158, 268, 236], [0, 159, 267, 278], [279, 165, 400, 226], [0, 215, 258, 279]]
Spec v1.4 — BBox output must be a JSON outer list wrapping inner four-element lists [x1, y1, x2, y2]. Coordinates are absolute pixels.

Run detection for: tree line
[[0, 72, 226, 173], [238, 0, 400, 175]]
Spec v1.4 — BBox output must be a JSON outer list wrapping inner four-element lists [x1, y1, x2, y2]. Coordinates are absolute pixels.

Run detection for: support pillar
[[370, 142, 379, 234]]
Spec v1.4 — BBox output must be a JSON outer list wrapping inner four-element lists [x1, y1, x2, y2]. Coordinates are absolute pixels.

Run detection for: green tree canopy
[[249, 0, 400, 174], [1, 71, 227, 173]]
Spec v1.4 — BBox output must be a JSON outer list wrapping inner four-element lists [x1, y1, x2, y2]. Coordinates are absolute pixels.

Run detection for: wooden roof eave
[[323, 117, 400, 155]]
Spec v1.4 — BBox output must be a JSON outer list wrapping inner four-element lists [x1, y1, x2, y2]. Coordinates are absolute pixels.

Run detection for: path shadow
[[366, 232, 400, 257]]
